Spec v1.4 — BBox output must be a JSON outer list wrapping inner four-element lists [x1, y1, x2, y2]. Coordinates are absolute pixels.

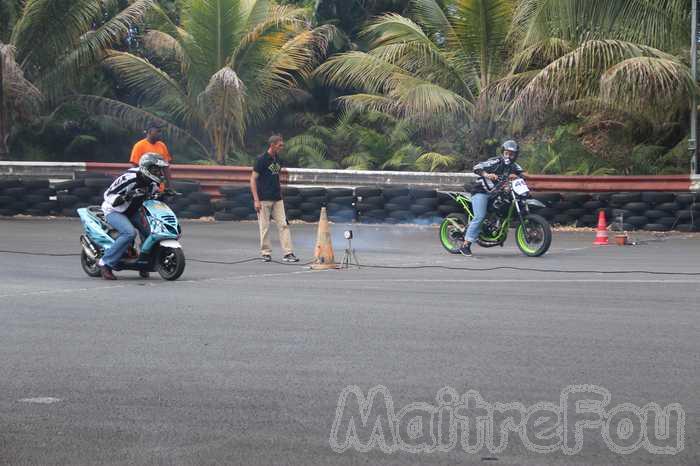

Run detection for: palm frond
[[508, 39, 673, 118], [0, 42, 42, 121], [11, 0, 100, 68], [416, 152, 459, 171], [600, 56, 695, 116], [198, 66, 247, 162], [72, 94, 209, 157], [103, 51, 194, 124]]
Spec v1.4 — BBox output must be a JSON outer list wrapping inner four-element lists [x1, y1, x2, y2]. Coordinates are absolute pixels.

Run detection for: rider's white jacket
[[101, 168, 158, 215]]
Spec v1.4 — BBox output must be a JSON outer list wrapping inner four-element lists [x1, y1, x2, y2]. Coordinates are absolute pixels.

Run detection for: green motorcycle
[[439, 177, 552, 257]]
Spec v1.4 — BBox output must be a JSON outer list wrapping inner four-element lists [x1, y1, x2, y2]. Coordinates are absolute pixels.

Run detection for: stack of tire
[[169, 180, 214, 219], [55, 173, 115, 217], [382, 186, 414, 223], [409, 188, 440, 224], [675, 193, 700, 231], [0, 177, 59, 217], [213, 185, 256, 221], [298, 187, 327, 223], [282, 186, 303, 221], [355, 187, 385, 223], [325, 188, 355, 223], [436, 191, 463, 219]]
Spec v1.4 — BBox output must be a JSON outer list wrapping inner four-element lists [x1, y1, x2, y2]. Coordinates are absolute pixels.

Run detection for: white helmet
[[138, 153, 169, 183]]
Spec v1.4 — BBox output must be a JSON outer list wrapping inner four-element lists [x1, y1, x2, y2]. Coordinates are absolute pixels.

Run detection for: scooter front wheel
[[81, 250, 102, 277], [156, 247, 186, 281]]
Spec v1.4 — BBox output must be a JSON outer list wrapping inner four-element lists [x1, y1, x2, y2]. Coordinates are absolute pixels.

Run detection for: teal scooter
[[77, 193, 185, 280]]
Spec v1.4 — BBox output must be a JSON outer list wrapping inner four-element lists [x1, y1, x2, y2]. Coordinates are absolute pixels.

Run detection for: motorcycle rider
[[461, 140, 525, 256], [98, 153, 169, 280]]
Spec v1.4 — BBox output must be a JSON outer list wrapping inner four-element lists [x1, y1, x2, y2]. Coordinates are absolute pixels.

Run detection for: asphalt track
[[0, 218, 698, 466]]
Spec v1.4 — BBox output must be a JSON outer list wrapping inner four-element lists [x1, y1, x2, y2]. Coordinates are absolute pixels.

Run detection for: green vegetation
[[0, 0, 695, 173]]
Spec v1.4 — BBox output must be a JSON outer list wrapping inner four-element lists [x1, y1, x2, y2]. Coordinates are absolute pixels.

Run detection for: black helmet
[[501, 140, 519, 163], [138, 153, 169, 183]]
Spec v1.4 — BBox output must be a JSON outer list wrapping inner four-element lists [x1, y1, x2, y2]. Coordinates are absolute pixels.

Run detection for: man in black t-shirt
[[250, 134, 299, 262]]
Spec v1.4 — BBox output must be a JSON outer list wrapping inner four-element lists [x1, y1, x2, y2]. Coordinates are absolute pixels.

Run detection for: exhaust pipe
[[80, 235, 99, 259]]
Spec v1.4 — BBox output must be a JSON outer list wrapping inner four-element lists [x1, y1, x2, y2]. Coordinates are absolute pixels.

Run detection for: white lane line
[[0, 269, 314, 299], [279, 278, 700, 284], [19, 397, 62, 404], [0, 284, 127, 299]]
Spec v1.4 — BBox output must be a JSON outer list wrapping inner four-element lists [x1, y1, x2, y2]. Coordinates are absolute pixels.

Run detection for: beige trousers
[[258, 200, 293, 256]]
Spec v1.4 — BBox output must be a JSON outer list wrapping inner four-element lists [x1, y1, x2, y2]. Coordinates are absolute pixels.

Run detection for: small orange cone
[[311, 207, 338, 270], [593, 210, 609, 246]]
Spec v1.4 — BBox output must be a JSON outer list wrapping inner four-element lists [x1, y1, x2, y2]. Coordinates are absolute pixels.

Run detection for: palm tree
[[0, 42, 41, 158], [0, 0, 157, 158], [317, 0, 514, 130], [500, 0, 695, 131], [83, 0, 336, 164]]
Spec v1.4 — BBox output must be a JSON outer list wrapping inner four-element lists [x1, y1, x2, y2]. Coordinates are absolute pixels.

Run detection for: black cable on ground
[[0, 250, 698, 276]]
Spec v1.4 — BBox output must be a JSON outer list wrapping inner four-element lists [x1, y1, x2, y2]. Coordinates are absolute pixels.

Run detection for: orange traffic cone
[[311, 207, 338, 270], [593, 210, 609, 246]]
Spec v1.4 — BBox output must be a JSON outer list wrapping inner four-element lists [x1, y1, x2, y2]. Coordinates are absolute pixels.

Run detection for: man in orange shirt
[[130, 123, 172, 185]]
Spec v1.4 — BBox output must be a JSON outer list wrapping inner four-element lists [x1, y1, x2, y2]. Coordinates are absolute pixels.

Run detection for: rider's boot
[[459, 241, 472, 257]]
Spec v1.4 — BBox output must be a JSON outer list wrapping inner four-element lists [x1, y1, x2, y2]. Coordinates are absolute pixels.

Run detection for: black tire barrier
[[330, 196, 355, 206], [675, 193, 699, 206], [188, 191, 212, 203], [3, 187, 26, 197], [383, 186, 410, 198], [300, 187, 326, 197], [410, 188, 438, 199], [624, 202, 650, 213], [532, 192, 562, 204], [644, 210, 667, 220], [562, 193, 591, 203], [627, 216, 649, 227], [214, 212, 237, 221], [582, 200, 604, 210], [610, 192, 643, 205], [552, 214, 574, 225], [220, 185, 249, 196], [304, 195, 327, 205], [675, 210, 694, 221], [287, 209, 303, 220], [299, 201, 322, 212], [355, 187, 382, 198], [0, 195, 14, 205], [643, 223, 671, 232], [641, 192, 675, 204], [414, 197, 438, 208], [0, 177, 22, 189], [170, 180, 201, 193], [656, 202, 680, 212]]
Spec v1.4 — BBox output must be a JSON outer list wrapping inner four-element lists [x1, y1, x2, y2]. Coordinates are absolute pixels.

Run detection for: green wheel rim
[[517, 223, 540, 254], [440, 218, 464, 249]]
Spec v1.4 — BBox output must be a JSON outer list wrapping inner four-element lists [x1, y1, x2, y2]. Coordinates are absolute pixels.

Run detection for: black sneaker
[[262, 254, 272, 262], [459, 243, 472, 257], [283, 253, 299, 263], [139, 270, 150, 279]]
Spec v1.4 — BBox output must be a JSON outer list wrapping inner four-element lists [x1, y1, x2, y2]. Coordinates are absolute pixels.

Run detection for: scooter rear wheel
[[81, 250, 102, 277], [156, 247, 186, 281]]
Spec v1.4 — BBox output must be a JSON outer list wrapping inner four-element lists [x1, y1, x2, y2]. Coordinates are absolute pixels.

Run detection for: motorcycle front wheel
[[515, 214, 552, 257], [81, 250, 102, 277], [439, 213, 468, 254], [156, 247, 186, 281]]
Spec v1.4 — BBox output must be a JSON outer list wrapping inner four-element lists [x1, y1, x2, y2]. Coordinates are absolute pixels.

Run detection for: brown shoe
[[100, 265, 117, 280]]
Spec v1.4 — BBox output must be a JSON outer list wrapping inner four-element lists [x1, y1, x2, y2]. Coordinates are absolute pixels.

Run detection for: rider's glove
[[112, 195, 126, 207]]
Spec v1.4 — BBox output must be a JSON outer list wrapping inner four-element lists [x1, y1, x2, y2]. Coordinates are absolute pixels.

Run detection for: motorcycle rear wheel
[[81, 250, 102, 277], [156, 247, 186, 281], [439, 213, 468, 254], [515, 214, 552, 257]]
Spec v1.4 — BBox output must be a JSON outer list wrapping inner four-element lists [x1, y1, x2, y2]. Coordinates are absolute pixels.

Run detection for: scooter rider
[[98, 153, 169, 280], [461, 140, 525, 256]]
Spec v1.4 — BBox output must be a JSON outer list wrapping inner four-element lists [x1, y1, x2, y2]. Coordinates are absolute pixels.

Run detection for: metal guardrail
[[0, 162, 694, 194]]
